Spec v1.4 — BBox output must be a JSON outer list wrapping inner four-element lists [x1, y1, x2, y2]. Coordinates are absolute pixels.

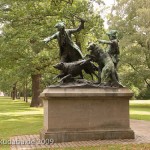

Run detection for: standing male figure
[[99, 30, 120, 68], [43, 19, 85, 62]]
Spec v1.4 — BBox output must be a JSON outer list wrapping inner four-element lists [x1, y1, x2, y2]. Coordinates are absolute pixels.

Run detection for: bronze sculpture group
[[43, 19, 122, 87]]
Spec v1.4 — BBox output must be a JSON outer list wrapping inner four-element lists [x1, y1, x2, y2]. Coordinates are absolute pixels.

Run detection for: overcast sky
[[93, 0, 116, 28], [104, 0, 115, 5], [102, 0, 116, 28]]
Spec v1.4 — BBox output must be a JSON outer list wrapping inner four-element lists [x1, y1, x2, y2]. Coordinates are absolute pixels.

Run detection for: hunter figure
[[43, 20, 85, 62]]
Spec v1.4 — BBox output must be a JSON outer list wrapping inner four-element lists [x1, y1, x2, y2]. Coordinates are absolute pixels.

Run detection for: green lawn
[[0, 97, 43, 150], [130, 100, 150, 121], [0, 97, 149, 150]]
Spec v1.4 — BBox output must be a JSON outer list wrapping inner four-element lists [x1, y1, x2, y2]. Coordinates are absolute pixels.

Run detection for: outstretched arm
[[99, 40, 112, 45], [43, 33, 57, 43], [69, 19, 85, 34]]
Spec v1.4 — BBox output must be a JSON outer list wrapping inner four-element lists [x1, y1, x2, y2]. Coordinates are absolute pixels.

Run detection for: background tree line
[[0, 0, 149, 107], [108, 0, 150, 99], [0, 0, 104, 106]]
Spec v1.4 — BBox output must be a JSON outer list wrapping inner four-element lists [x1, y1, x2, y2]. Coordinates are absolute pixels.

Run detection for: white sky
[[93, 0, 116, 29], [104, 0, 115, 5], [103, 0, 115, 28]]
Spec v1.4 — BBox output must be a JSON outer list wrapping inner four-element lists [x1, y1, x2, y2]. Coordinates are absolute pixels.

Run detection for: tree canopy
[[108, 0, 150, 98], [0, 0, 149, 103], [0, 0, 104, 106]]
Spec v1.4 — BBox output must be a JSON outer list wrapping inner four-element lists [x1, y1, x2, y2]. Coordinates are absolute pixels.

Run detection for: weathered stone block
[[40, 87, 134, 143]]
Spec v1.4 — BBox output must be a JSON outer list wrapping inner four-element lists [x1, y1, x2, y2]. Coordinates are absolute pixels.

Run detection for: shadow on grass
[[130, 103, 150, 113], [130, 103, 150, 109], [0, 114, 43, 122], [0, 97, 43, 139], [0, 97, 41, 112], [130, 114, 150, 121]]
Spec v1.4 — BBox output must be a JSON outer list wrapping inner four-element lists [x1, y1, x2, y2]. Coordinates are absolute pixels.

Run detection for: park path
[[130, 119, 150, 138], [10, 119, 150, 150]]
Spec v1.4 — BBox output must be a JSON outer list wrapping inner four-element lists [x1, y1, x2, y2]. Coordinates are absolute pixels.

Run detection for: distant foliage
[[0, 0, 104, 95], [108, 0, 150, 99]]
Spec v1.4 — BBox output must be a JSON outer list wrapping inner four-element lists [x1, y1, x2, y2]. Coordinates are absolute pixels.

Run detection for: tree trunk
[[30, 74, 41, 107], [23, 78, 28, 102], [16, 92, 20, 99], [11, 83, 17, 100]]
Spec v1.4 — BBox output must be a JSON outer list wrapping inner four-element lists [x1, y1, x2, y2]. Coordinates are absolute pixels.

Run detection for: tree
[[0, 0, 58, 106], [108, 0, 150, 99], [0, 0, 104, 106]]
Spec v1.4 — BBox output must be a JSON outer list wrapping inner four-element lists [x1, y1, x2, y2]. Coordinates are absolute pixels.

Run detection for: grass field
[[130, 100, 150, 121], [0, 97, 149, 150], [0, 97, 43, 150]]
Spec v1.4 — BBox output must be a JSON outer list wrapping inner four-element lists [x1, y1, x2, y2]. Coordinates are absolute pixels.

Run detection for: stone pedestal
[[40, 87, 134, 143]]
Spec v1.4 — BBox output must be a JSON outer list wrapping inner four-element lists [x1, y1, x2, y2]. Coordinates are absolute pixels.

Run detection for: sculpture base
[[40, 87, 134, 143], [40, 129, 134, 143]]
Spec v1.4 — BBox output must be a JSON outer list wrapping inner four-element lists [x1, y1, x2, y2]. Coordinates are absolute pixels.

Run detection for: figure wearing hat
[[99, 30, 120, 69], [43, 20, 85, 62]]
